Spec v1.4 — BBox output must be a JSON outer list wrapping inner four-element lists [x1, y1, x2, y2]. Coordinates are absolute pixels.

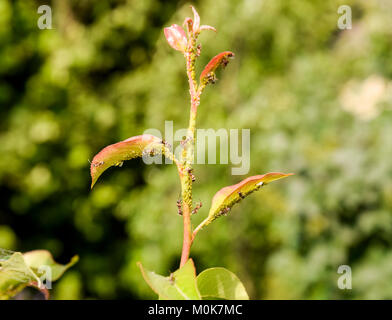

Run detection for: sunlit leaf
[[204, 172, 294, 226], [197, 267, 249, 300], [138, 259, 201, 300], [0, 249, 78, 300], [90, 134, 169, 188], [200, 51, 235, 85], [164, 24, 187, 52]]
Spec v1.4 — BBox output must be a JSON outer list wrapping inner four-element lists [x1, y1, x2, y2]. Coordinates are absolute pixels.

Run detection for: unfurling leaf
[[187, 6, 215, 35], [164, 24, 187, 52], [197, 267, 249, 300], [138, 259, 201, 300], [200, 51, 235, 85], [190, 6, 200, 34], [204, 172, 294, 226], [0, 249, 78, 300], [90, 134, 169, 189]]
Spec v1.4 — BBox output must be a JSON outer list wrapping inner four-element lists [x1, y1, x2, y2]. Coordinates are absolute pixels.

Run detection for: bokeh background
[[1, 0, 392, 299]]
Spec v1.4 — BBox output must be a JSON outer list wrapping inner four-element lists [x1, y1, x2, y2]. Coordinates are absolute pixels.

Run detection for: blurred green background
[[1, 0, 392, 299]]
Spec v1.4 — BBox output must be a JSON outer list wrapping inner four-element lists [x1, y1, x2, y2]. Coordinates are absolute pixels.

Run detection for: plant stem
[[179, 35, 201, 267], [192, 216, 209, 241], [180, 200, 192, 267]]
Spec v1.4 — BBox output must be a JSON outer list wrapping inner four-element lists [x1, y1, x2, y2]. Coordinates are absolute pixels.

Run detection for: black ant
[[187, 168, 195, 182], [196, 44, 201, 57], [238, 191, 245, 199], [161, 139, 172, 149], [191, 201, 202, 215], [177, 199, 183, 216], [219, 207, 230, 216], [91, 160, 104, 168]]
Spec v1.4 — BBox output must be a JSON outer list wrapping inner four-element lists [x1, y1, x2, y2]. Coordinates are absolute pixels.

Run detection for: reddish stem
[[180, 201, 193, 267], [179, 35, 200, 267]]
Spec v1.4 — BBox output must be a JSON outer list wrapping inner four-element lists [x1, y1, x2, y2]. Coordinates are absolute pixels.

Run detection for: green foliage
[[1, 0, 392, 299], [139, 259, 248, 300], [139, 259, 201, 300], [0, 249, 78, 299], [197, 267, 249, 300]]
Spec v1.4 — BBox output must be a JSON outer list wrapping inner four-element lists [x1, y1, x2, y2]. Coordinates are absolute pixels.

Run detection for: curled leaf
[[200, 51, 235, 85], [23, 250, 79, 281], [204, 172, 294, 226], [0, 249, 78, 300], [164, 24, 187, 52], [90, 134, 168, 189]]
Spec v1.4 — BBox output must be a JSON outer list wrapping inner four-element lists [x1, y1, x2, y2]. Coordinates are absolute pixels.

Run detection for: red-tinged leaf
[[90, 134, 165, 189], [164, 24, 187, 52], [191, 6, 200, 34], [200, 25, 216, 32], [205, 173, 294, 225], [200, 51, 235, 85]]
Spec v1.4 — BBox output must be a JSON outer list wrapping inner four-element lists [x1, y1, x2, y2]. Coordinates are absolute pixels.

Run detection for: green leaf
[[0, 249, 78, 300], [204, 172, 293, 226], [138, 259, 201, 300], [197, 267, 249, 300], [23, 250, 79, 281]]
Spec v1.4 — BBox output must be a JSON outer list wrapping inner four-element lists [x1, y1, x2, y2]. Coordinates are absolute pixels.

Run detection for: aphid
[[255, 181, 264, 190], [191, 201, 202, 215], [205, 73, 217, 84], [200, 51, 234, 84], [177, 199, 183, 216], [143, 148, 156, 157], [238, 191, 245, 199]]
